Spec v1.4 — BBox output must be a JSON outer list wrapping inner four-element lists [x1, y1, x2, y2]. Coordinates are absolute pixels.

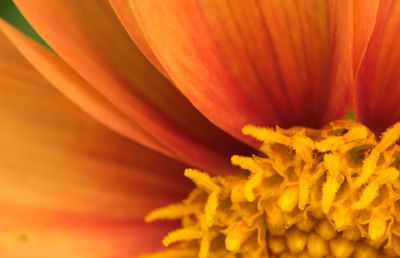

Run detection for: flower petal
[[355, 1, 400, 133], [0, 207, 178, 258], [0, 18, 171, 158], [0, 31, 191, 256], [130, 0, 353, 144], [12, 0, 252, 174], [109, 0, 169, 78], [353, 0, 379, 76], [0, 39, 190, 218]]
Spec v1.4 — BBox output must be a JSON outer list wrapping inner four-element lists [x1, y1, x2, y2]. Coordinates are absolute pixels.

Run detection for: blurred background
[[0, 0, 47, 46]]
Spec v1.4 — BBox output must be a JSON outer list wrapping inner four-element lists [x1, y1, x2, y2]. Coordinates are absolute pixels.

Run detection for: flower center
[[143, 120, 400, 258]]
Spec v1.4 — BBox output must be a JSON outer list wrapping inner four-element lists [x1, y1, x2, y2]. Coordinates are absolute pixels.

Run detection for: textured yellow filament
[[143, 120, 400, 258]]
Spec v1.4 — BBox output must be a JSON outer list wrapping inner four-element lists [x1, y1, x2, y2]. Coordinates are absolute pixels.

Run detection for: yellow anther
[[307, 233, 329, 257], [352, 183, 380, 210], [368, 215, 387, 241], [225, 223, 252, 251], [244, 172, 263, 202], [267, 236, 286, 254], [324, 153, 341, 176], [298, 163, 319, 210], [231, 182, 247, 203], [292, 135, 314, 161], [145, 203, 198, 222], [315, 126, 368, 152], [204, 191, 219, 227], [242, 125, 291, 145], [353, 167, 399, 210], [331, 204, 353, 230], [231, 155, 264, 174], [278, 186, 299, 212], [286, 228, 307, 254], [316, 219, 337, 240], [198, 239, 209, 258], [184, 169, 219, 193], [199, 231, 217, 258], [342, 227, 361, 241], [329, 237, 355, 258], [162, 228, 203, 247], [376, 167, 399, 183], [375, 122, 400, 152], [354, 150, 379, 188], [322, 175, 342, 214], [265, 204, 285, 235], [298, 178, 311, 210], [322, 154, 343, 214], [296, 216, 316, 233], [354, 124, 400, 188]]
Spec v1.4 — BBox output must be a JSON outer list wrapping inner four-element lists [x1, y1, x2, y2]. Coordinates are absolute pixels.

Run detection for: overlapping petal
[[0, 31, 192, 256], [353, 0, 379, 76], [130, 0, 353, 144], [109, 0, 169, 79], [355, 1, 400, 133], [12, 0, 252, 174]]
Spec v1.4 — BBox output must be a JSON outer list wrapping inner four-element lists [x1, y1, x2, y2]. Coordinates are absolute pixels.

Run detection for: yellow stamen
[[162, 228, 203, 247], [224, 221, 253, 251], [330, 236, 355, 257], [184, 169, 220, 193], [278, 186, 299, 212], [204, 190, 219, 227], [307, 233, 329, 257], [242, 125, 291, 145], [286, 228, 307, 254], [142, 120, 400, 257], [230, 155, 264, 175], [368, 214, 387, 241], [145, 203, 199, 222], [322, 153, 343, 214], [268, 235, 286, 254]]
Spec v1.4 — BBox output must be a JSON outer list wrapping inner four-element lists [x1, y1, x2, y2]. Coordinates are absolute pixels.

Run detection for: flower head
[[1, 0, 400, 257]]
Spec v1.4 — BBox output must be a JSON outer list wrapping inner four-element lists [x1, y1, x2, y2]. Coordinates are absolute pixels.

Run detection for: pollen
[[143, 120, 400, 257]]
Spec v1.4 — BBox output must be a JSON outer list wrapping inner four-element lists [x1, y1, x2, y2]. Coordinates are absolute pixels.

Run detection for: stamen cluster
[[144, 120, 400, 257]]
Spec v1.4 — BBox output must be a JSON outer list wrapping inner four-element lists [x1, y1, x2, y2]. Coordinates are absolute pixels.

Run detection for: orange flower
[[1, 1, 400, 257]]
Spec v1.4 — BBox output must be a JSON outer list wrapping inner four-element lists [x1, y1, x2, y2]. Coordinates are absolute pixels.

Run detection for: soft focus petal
[[13, 0, 252, 174], [0, 31, 192, 256], [0, 18, 172, 158], [130, 0, 353, 144], [0, 80, 190, 217], [0, 207, 178, 258], [355, 1, 400, 133]]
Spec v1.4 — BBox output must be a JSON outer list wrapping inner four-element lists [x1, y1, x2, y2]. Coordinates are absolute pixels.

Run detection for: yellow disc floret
[[143, 120, 400, 258]]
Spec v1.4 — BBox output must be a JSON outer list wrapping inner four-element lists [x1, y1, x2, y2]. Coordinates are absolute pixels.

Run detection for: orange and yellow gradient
[[2, 1, 400, 258]]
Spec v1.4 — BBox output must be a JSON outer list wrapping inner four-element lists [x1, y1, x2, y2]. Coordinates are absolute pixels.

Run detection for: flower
[[1, 0, 400, 257]]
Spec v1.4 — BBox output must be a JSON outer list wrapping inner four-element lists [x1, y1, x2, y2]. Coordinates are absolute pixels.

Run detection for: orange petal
[[0, 31, 191, 256], [355, 1, 400, 133], [130, 0, 353, 143], [0, 18, 171, 158], [12, 0, 252, 174], [109, 0, 169, 79], [353, 0, 379, 76], [0, 206, 179, 258]]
